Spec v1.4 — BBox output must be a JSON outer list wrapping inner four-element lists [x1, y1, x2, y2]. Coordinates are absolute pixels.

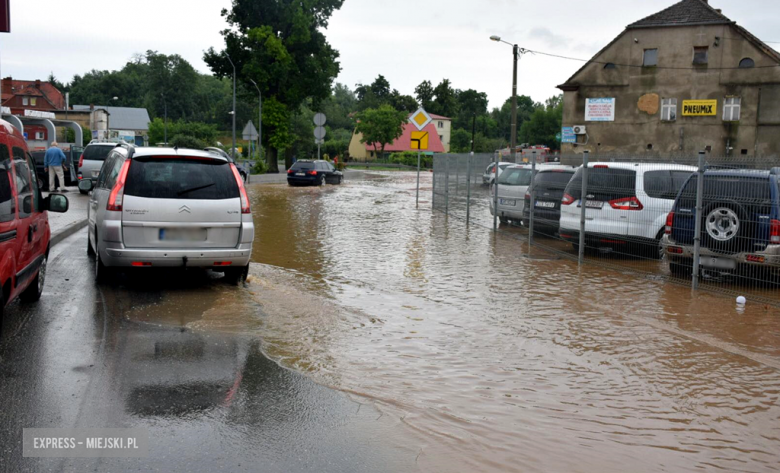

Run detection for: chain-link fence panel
[[432, 152, 780, 306]]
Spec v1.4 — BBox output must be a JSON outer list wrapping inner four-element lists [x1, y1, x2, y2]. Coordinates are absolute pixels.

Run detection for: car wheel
[[702, 201, 747, 252], [20, 253, 47, 303], [318, 175, 326, 186], [79, 188, 89, 195], [499, 217, 509, 224], [223, 264, 249, 286], [87, 233, 95, 257], [669, 261, 692, 278], [95, 249, 113, 284]]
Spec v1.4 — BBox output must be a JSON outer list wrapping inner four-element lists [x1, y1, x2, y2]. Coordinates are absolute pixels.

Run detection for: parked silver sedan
[[80, 144, 255, 284]]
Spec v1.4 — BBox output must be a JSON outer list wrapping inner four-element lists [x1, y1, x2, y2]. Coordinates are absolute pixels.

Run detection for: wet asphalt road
[[0, 228, 417, 473]]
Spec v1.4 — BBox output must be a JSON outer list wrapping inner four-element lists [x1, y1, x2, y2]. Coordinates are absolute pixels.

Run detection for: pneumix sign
[[682, 100, 718, 116]]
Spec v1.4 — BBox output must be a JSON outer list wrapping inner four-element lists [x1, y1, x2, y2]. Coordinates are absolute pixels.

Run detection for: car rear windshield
[[534, 171, 574, 189], [83, 145, 113, 161], [644, 170, 693, 200], [290, 162, 315, 171], [678, 175, 772, 208], [124, 158, 239, 200], [565, 167, 637, 201], [498, 168, 533, 186]]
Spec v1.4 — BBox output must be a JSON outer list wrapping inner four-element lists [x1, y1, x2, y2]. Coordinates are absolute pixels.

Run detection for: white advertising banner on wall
[[585, 98, 615, 122]]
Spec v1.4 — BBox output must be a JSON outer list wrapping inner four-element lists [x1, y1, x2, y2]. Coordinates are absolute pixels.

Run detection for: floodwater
[[207, 172, 780, 471]]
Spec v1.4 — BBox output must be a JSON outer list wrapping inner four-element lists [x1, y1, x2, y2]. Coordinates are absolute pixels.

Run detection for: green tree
[[518, 95, 563, 149], [204, 0, 345, 172], [169, 134, 207, 150], [414, 80, 434, 111], [147, 118, 219, 146], [430, 79, 458, 117], [390, 90, 418, 113], [355, 105, 407, 161]]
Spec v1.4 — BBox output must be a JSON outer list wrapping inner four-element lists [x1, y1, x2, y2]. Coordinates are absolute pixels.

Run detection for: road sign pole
[[416, 151, 421, 208]]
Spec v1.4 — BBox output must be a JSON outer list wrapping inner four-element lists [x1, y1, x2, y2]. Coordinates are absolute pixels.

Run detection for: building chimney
[[35, 79, 41, 88]]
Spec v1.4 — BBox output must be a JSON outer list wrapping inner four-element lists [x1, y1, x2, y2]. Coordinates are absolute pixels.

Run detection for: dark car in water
[[522, 167, 575, 234], [287, 160, 343, 186], [662, 169, 780, 282]]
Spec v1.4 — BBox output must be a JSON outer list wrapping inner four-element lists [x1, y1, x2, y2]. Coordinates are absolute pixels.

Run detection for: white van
[[559, 162, 696, 257]]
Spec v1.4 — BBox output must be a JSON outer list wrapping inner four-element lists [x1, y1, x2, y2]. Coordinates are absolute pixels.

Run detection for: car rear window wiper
[[177, 183, 215, 196]]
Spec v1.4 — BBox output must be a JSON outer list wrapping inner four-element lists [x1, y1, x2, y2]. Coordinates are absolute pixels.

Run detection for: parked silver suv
[[80, 144, 254, 284]]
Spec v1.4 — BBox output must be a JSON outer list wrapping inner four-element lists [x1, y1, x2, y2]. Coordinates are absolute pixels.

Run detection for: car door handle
[[28, 225, 34, 242]]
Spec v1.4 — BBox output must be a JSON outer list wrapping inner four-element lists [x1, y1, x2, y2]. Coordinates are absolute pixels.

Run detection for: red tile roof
[[428, 113, 450, 120], [365, 122, 446, 153], [1, 79, 66, 109]]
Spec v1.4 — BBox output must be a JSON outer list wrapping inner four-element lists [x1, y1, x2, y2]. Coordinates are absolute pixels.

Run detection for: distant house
[[1, 77, 66, 142], [73, 105, 151, 146], [348, 112, 451, 161]]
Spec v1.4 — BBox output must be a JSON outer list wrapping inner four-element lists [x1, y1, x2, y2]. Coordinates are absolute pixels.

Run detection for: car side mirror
[[78, 179, 94, 193], [44, 194, 69, 213], [23, 196, 32, 214]]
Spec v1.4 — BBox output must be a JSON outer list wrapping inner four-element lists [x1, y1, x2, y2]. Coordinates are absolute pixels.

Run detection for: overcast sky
[[1, 0, 778, 109]]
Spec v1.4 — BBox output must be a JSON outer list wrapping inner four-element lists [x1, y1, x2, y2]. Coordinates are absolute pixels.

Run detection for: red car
[[0, 119, 69, 330]]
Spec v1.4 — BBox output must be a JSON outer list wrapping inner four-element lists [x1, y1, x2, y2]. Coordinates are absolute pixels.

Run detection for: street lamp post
[[249, 79, 262, 165], [225, 53, 237, 160], [490, 36, 524, 164]]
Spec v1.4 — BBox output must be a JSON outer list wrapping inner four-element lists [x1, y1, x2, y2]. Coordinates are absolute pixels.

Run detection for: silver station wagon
[[80, 144, 254, 284]]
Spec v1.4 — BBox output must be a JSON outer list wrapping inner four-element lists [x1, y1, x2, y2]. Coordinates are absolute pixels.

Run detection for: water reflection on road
[[241, 171, 780, 472]]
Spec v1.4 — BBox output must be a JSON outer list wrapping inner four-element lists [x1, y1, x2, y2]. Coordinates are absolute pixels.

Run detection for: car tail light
[[561, 193, 575, 205], [746, 255, 766, 263], [106, 159, 132, 211], [131, 262, 152, 267], [667, 246, 683, 254], [594, 165, 609, 169], [525, 192, 531, 200], [213, 262, 233, 266], [665, 212, 675, 235], [78, 154, 84, 169], [609, 196, 643, 211], [287, 169, 294, 174], [308, 170, 317, 176], [771, 219, 780, 244], [230, 164, 251, 214]]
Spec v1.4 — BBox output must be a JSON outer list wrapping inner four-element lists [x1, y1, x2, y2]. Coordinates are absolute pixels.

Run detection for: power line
[[524, 48, 780, 70]]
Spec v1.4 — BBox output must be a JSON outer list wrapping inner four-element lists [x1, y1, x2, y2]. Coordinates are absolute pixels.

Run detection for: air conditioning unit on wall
[[573, 125, 587, 135]]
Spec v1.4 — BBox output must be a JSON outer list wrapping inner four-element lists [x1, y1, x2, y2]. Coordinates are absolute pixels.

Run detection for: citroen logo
[[179, 205, 191, 214]]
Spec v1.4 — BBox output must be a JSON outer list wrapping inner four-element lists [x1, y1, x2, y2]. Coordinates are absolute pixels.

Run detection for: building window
[[693, 47, 708, 65], [439, 135, 444, 141], [643, 49, 658, 67], [35, 132, 44, 140], [723, 97, 741, 121], [31, 98, 37, 106], [603, 63, 616, 70], [661, 98, 677, 121], [438, 121, 443, 128], [22, 97, 29, 106], [739, 58, 755, 68]]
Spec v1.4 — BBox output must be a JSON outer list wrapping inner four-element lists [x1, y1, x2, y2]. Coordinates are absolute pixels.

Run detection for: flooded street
[[201, 170, 780, 472]]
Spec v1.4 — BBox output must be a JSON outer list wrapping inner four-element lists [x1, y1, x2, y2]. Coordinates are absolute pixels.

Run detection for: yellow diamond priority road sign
[[409, 108, 432, 131], [411, 131, 429, 150]]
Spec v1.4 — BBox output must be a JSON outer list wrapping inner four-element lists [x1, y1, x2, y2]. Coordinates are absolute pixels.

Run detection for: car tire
[[79, 189, 89, 195], [95, 250, 113, 284], [20, 253, 47, 303], [318, 175, 326, 186], [499, 217, 509, 225], [87, 234, 95, 257], [702, 201, 748, 253], [669, 261, 692, 278], [337, 176, 343, 185], [223, 265, 249, 286]]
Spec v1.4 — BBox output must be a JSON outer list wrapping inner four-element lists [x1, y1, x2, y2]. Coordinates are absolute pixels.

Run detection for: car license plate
[[584, 200, 604, 209], [535, 201, 556, 208], [699, 256, 737, 270], [499, 199, 515, 206], [159, 228, 207, 242], [295, 172, 305, 176]]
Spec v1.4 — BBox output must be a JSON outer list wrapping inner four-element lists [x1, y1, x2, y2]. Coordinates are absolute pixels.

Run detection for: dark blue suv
[[662, 169, 780, 282]]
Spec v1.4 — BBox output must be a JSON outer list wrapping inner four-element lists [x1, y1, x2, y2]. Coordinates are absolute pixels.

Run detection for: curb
[[50, 219, 88, 248]]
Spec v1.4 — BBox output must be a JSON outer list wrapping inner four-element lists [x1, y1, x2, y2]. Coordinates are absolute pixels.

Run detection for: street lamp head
[[490, 35, 501, 42], [112, 96, 119, 101]]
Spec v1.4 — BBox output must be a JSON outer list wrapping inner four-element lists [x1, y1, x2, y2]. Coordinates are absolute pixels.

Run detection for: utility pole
[[225, 53, 237, 160], [511, 43, 518, 164]]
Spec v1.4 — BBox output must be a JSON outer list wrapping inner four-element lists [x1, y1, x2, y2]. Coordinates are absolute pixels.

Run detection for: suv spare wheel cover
[[706, 207, 740, 241]]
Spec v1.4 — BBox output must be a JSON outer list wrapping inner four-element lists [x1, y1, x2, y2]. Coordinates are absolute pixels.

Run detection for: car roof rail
[[771, 167, 780, 176], [114, 142, 136, 159]]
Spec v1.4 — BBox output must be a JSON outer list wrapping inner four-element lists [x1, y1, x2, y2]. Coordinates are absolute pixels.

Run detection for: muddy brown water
[[137, 171, 780, 472]]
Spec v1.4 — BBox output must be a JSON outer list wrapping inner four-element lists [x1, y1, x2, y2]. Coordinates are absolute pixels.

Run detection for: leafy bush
[[252, 159, 268, 175], [170, 134, 206, 150], [390, 151, 431, 168]]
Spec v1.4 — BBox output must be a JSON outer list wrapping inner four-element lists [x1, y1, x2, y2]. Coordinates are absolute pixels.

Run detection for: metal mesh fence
[[433, 152, 780, 306]]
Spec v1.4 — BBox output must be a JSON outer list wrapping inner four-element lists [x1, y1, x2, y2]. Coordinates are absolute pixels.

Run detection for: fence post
[[466, 152, 472, 225], [432, 156, 436, 210], [692, 150, 705, 290], [578, 151, 589, 265], [492, 157, 499, 231], [416, 151, 421, 209], [445, 158, 450, 216], [529, 150, 537, 246]]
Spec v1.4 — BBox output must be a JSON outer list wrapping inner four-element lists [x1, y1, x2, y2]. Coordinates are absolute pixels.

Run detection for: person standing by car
[[44, 142, 68, 192]]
